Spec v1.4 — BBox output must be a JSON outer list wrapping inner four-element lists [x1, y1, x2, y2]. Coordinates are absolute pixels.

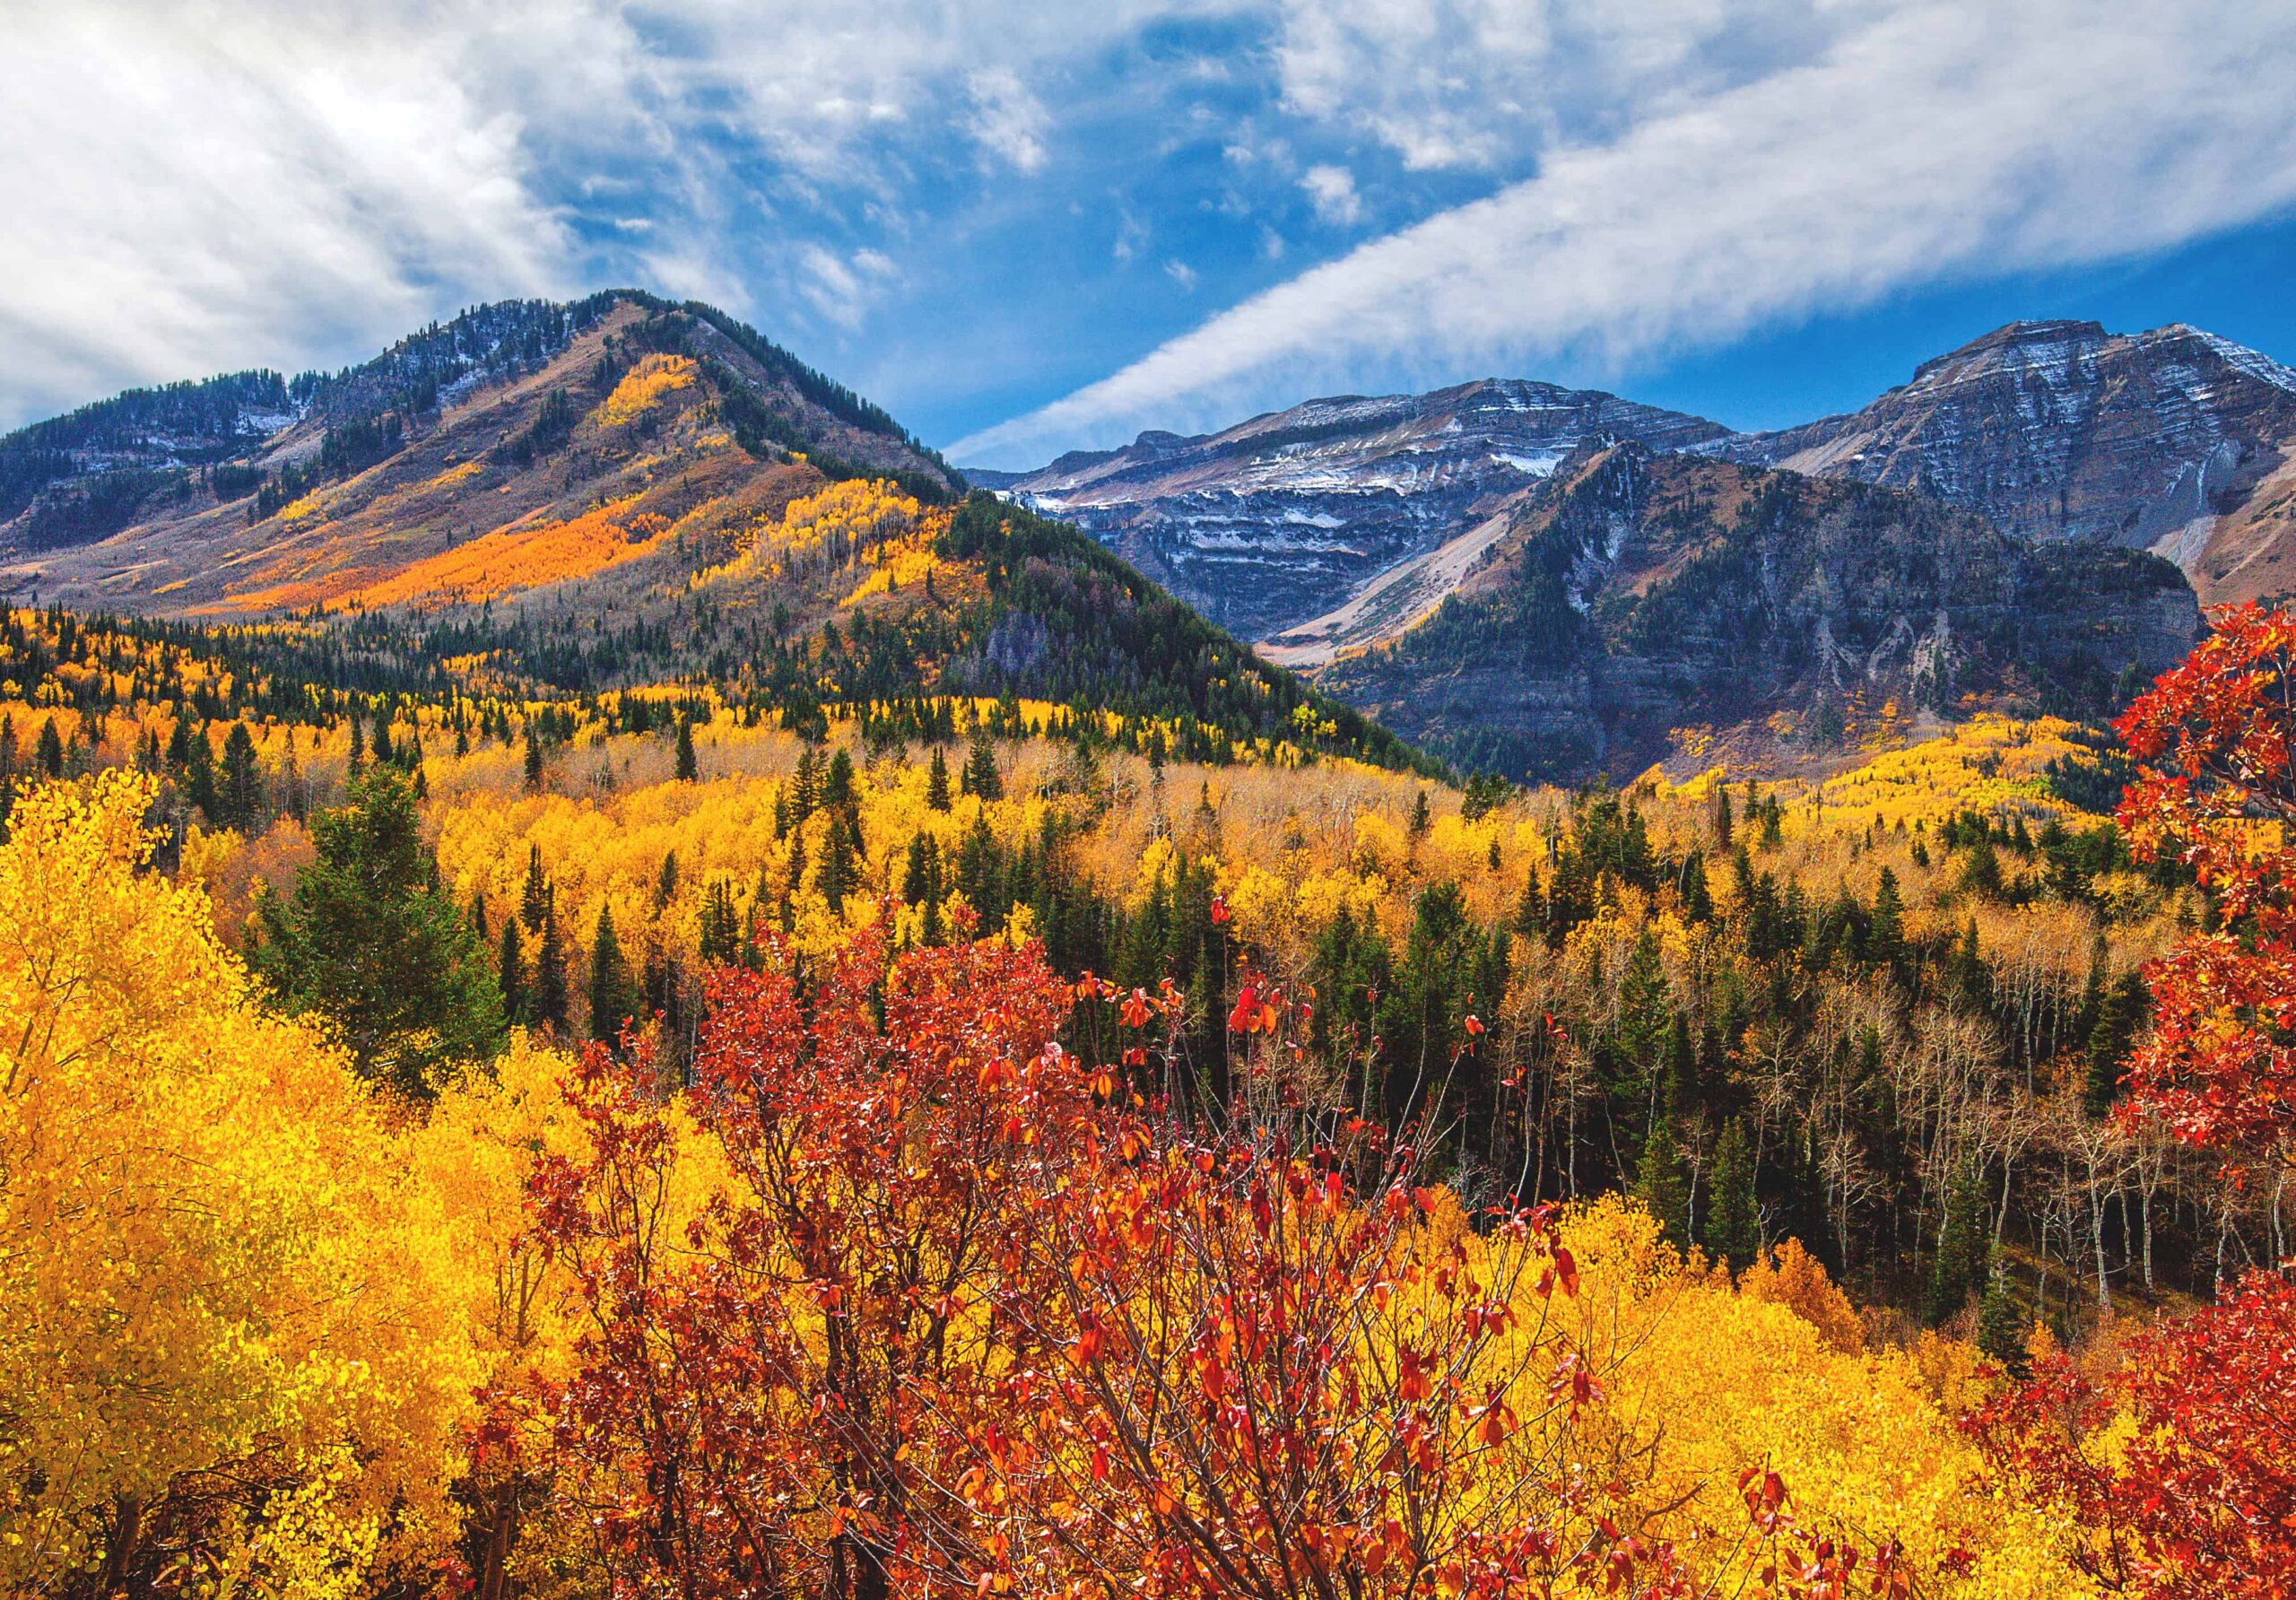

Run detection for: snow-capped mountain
[[979, 379, 1728, 641], [1722, 320, 2296, 602]]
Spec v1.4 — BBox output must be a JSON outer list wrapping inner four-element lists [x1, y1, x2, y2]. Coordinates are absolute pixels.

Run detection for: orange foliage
[[1738, 1238, 1866, 1353], [347, 500, 674, 608]]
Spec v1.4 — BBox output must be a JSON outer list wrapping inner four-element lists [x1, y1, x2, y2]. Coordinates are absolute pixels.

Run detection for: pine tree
[[498, 915, 526, 1026], [1711, 782, 1733, 848], [1976, 1250, 2028, 1377], [35, 717, 63, 779], [1408, 789, 1431, 838], [588, 903, 631, 1043], [250, 767, 503, 1094], [674, 716, 698, 781], [520, 843, 552, 933], [1632, 1097, 1692, 1248], [698, 879, 742, 965], [533, 901, 570, 1036], [220, 723, 262, 829], [1926, 1158, 1987, 1325], [1870, 865, 1905, 972], [524, 726, 544, 793], [961, 730, 1002, 801], [652, 850, 679, 917], [183, 724, 216, 819], [926, 747, 952, 812], [1704, 1117, 1759, 1270], [818, 815, 857, 915], [346, 712, 365, 776]]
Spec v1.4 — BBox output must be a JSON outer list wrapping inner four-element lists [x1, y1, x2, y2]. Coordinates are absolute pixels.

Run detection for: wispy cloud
[[1300, 165, 1361, 226], [954, 0, 2296, 464]]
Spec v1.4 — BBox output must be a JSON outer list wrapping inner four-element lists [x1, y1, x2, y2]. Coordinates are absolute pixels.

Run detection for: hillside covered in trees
[[5, 579, 2294, 1596]]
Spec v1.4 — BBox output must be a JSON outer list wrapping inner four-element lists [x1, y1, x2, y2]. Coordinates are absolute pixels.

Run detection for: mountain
[[0, 292, 1419, 771], [1724, 320, 2296, 603], [1316, 445, 2201, 782], [1, 291, 957, 610], [982, 380, 1728, 643]]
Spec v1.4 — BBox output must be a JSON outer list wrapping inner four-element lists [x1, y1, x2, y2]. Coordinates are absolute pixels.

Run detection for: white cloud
[[1165, 260, 1199, 291], [968, 67, 1052, 173], [0, 5, 572, 428], [0, 0, 1242, 429], [797, 244, 901, 329], [1300, 164, 1362, 226], [954, 0, 2296, 464]]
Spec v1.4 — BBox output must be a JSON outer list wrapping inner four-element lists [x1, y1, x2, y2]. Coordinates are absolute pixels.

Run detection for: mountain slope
[[1, 293, 957, 614], [986, 379, 1727, 640], [1725, 319, 2296, 602], [1317, 446, 2202, 782], [0, 292, 1420, 772]]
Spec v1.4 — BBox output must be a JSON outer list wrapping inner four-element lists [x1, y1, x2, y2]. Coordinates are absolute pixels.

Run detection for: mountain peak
[[1909, 318, 2109, 383]]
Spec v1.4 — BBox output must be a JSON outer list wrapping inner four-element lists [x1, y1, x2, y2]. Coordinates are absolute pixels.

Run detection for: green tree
[[252, 767, 502, 1095], [36, 717, 64, 779], [1704, 1117, 1759, 1270], [588, 903, 631, 1042], [533, 900, 570, 1036], [1632, 1087, 1692, 1248], [498, 915, 526, 1027], [674, 716, 698, 781], [961, 729, 1002, 802], [926, 747, 952, 812], [219, 723, 262, 830], [520, 842, 552, 933], [1976, 1250, 2028, 1378]]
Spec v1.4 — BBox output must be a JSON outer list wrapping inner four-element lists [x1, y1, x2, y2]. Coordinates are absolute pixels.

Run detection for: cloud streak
[[954, 0, 2296, 464]]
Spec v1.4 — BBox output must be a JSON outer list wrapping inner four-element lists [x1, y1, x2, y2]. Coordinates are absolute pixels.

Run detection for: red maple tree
[[1968, 604, 2296, 1599]]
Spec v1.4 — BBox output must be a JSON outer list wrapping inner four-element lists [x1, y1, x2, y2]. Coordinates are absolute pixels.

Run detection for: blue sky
[[7, 1, 2296, 467]]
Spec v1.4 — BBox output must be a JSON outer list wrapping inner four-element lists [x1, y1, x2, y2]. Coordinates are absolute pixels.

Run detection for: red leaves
[[2113, 603, 2296, 1160], [1969, 1269, 2296, 1600]]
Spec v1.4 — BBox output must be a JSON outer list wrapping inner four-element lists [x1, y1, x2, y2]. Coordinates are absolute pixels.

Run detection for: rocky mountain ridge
[[1723, 319, 2296, 601], [984, 318, 2296, 657], [984, 378, 1726, 640], [1318, 444, 2203, 781]]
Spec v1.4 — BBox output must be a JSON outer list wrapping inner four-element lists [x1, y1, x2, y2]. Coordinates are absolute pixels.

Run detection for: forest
[[3, 561, 2293, 1596]]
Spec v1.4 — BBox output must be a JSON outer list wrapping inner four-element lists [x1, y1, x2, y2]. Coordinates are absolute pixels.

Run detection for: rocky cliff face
[[1725, 320, 2296, 603], [989, 379, 1726, 640], [1317, 447, 2203, 782]]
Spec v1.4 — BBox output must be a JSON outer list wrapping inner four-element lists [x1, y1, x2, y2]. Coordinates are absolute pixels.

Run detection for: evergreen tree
[[219, 723, 263, 829], [346, 712, 365, 776], [674, 715, 698, 781], [521, 843, 552, 933], [524, 726, 544, 792], [1926, 1159, 1988, 1325], [35, 717, 63, 779], [1711, 782, 1733, 849], [2085, 971, 2151, 1116], [1976, 1250, 2028, 1377], [498, 915, 526, 1026], [182, 724, 217, 819], [697, 880, 742, 964], [1705, 1117, 1760, 1269], [1870, 865, 1906, 972], [1632, 1080, 1692, 1248], [251, 767, 502, 1095], [926, 747, 952, 812], [961, 730, 1002, 801], [588, 903, 631, 1043], [1408, 789, 1431, 838], [652, 850, 679, 917], [533, 901, 570, 1036], [818, 814, 857, 914]]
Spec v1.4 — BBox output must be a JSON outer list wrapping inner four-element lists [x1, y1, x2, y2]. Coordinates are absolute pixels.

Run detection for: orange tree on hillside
[[1969, 602, 2296, 1599]]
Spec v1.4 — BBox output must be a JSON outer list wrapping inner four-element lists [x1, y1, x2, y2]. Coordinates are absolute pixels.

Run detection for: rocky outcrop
[[1317, 447, 2203, 782], [1724, 320, 2296, 603], [987, 379, 1726, 639]]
